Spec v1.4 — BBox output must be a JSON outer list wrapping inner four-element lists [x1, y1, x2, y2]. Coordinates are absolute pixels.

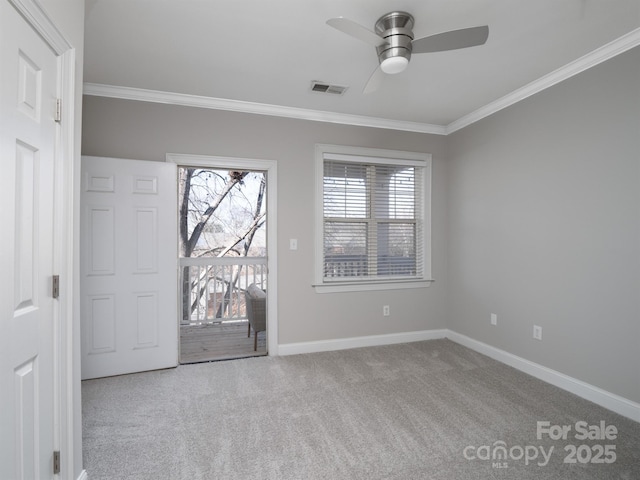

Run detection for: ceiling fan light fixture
[[380, 56, 408, 74], [374, 12, 414, 76], [326, 10, 489, 93]]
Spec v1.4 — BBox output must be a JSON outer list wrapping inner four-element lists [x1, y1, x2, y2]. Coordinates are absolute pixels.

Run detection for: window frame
[[314, 144, 433, 293]]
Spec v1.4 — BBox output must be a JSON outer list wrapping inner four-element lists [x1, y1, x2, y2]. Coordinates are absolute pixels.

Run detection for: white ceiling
[[83, 0, 640, 131]]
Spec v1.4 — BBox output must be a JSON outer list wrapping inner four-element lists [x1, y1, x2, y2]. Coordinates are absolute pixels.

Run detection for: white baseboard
[[278, 329, 448, 356], [278, 328, 640, 422], [446, 330, 640, 423], [76, 469, 88, 480]]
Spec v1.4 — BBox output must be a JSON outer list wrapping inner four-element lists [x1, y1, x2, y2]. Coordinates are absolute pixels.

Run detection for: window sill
[[313, 279, 434, 294]]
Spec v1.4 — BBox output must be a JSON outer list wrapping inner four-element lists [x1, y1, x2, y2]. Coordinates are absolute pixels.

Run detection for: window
[[314, 144, 432, 293]]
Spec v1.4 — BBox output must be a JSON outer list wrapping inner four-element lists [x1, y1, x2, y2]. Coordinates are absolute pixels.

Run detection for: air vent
[[310, 81, 348, 96]]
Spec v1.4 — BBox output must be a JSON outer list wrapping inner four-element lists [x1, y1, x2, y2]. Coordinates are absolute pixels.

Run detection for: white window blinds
[[322, 156, 424, 282]]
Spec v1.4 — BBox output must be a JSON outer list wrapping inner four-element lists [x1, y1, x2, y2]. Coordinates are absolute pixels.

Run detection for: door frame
[[4, 0, 77, 478], [166, 153, 279, 356]]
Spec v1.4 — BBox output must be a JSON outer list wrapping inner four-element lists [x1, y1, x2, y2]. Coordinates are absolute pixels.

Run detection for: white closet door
[[0, 2, 59, 477], [81, 156, 178, 379]]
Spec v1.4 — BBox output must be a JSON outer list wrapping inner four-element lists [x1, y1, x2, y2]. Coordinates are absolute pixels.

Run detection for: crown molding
[[83, 28, 640, 136], [82, 83, 447, 135], [446, 27, 640, 134]]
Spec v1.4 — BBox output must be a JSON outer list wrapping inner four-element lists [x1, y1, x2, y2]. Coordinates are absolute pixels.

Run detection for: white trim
[[446, 27, 640, 134], [9, 0, 71, 53], [58, 48, 79, 480], [83, 29, 640, 135], [76, 470, 88, 480], [446, 330, 640, 423], [313, 144, 432, 292], [166, 153, 279, 356], [279, 328, 640, 421], [313, 279, 434, 294], [321, 145, 430, 163], [83, 83, 446, 135], [278, 329, 448, 356]]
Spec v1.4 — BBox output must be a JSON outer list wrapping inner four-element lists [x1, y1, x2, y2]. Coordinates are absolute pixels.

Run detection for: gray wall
[[81, 45, 639, 405], [447, 46, 640, 403], [81, 98, 449, 344]]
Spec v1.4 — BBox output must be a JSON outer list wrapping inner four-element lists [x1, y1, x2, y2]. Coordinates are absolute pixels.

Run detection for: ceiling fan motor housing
[[375, 11, 414, 69]]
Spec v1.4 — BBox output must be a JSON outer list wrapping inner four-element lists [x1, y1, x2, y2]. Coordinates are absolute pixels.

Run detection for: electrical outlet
[[533, 325, 543, 341], [289, 238, 298, 250], [383, 305, 390, 317], [490, 313, 497, 326]]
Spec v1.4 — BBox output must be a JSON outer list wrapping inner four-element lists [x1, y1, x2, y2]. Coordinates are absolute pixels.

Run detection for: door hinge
[[53, 450, 60, 474], [52, 275, 60, 299], [55, 99, 62, 123]]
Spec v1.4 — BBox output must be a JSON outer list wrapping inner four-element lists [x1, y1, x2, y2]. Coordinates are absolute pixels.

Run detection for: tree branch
[[185, 172, 247, 257]]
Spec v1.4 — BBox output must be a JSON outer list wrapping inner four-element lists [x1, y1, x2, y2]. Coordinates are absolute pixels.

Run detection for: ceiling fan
[[326, 11, 489, 94]]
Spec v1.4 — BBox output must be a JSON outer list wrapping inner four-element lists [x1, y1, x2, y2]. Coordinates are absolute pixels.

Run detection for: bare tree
[[179, 168, 248, 258], [214, 175, 266, 317], [179, 168, 265, 322]]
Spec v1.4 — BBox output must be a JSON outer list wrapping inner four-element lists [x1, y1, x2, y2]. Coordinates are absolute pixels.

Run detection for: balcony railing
[[324, 254, 416, 278], [180, 256, 267, 326]]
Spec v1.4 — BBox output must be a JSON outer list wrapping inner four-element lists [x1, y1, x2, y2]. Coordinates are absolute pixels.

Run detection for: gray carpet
[[82, 339, 640, 479]]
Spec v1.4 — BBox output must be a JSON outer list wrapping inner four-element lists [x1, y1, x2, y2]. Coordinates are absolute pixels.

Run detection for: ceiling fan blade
[[326, 17, 387, 47], [363, 65, 384, 95], [412, 25, 489, 53]]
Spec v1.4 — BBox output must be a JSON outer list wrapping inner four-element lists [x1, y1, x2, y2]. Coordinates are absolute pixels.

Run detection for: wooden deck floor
[[180, 322, 266, 364]]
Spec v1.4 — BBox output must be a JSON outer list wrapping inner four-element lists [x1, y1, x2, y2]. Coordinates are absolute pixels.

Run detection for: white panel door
[[81, 156, 178, 379], [0, 2, 58, 478]]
